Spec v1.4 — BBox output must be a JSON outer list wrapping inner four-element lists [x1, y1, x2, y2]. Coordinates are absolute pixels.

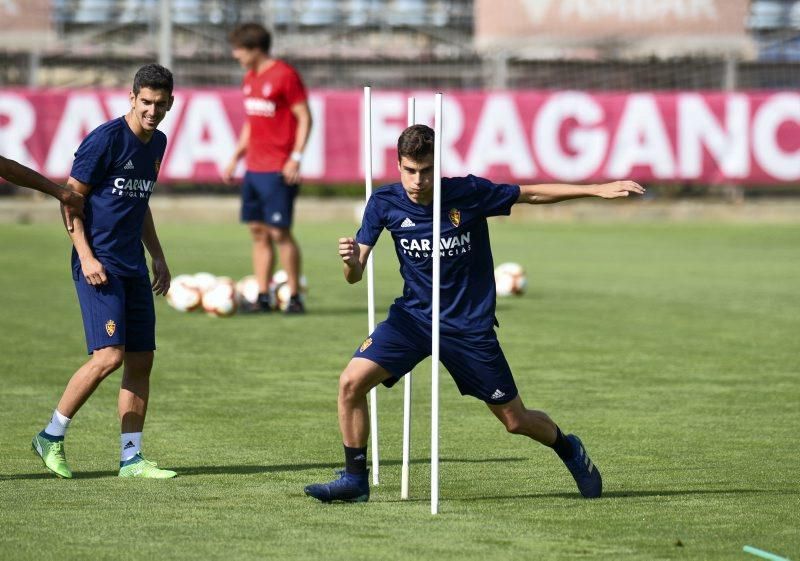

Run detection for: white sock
[[120, 432, 142, 462], [44, 410, 71, 438]]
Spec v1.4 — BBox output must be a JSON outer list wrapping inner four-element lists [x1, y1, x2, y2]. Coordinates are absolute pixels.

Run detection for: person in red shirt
[[224, 23, 312, 314]]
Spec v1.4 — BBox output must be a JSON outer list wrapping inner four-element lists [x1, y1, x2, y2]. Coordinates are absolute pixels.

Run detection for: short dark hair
[[229, 23, 271, 53], [132, 64, 173, 96], [398, 125, 434, 162]]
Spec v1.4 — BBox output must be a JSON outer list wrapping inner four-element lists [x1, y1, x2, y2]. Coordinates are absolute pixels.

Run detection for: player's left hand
[[282, 159, 301, 186], [595, 180, 646, 199], [151, 257, 171, 296]]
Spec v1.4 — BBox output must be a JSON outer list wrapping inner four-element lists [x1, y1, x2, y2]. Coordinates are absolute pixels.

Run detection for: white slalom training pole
[[364, 86, 379, 485], [431, 92, 443, 515], [401, 96, 415, 501]]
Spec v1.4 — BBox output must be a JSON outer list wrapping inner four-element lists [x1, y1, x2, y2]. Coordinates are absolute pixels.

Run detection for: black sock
[[257, 292, 271, 309], [344, 445, 368, 476], [549, 427, 574, 461]]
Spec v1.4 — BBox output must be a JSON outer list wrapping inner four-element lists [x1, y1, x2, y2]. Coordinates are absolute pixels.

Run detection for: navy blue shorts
[[74, 271, 155, 354], [354, 309, 518, 405], [240, 171, 298, 228]]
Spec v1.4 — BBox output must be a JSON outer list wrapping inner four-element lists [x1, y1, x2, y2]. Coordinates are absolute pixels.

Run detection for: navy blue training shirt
[[356, 175, 520, 334], [70, 117, 167, 277]]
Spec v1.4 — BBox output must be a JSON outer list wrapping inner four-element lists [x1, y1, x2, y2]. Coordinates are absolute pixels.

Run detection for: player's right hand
[[338, 237, 360, 267], [81, 256, 108, 286], [222, 159, 237, 185], [61, 191, 85, 232]]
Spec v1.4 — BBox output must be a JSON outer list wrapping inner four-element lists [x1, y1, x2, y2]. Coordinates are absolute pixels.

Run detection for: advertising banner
[[1, 88, 799, 185]]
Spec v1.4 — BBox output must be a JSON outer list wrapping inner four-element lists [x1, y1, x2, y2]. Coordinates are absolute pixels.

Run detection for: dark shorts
[[240, 171, 298, 228], [74, 271, 155, 354], [353, 309, 518, 405]]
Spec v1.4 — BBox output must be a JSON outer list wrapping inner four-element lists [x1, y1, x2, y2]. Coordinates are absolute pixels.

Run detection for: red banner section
[[1, 89, 799, 185]]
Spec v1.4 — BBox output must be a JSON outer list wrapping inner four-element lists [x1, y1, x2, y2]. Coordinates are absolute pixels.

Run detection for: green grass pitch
[[0, 218, 798, 560]]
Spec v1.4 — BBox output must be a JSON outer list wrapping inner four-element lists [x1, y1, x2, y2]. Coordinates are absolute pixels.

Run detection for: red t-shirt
[[242, 60, 307, 173]]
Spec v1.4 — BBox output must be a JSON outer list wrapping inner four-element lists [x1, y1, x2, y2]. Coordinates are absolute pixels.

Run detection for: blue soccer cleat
[[304, 470, 370, 503], [562, 434, 602, 498]]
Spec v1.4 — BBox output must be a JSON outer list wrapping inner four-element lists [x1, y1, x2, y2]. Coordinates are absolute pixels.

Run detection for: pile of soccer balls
[[166, 271, 307, 317], [494, 262, 527, 297]]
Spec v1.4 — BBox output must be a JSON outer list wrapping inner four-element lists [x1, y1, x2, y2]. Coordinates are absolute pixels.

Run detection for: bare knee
[[502, 415, 525, 435], [249, 223, 271, 244], [90, 347, 124, 378], [268, 227, 292, 245], [338, 370, 370, 404], [124, 352, 154, 378]]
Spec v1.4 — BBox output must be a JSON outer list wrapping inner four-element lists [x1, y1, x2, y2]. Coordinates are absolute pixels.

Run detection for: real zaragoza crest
[[448, 208, 461, 228], [360, 337, 373, 352], [105, 320, 116, 337]]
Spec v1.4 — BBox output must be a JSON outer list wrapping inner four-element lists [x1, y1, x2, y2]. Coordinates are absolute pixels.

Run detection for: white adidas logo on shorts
[[491, 389, 506, 400]]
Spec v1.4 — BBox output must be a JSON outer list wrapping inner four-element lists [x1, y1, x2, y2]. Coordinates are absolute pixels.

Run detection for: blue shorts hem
[[482, 389, 519, 406], [240, 171, 298, 227], [75, 273, 155, 355], [353, 314, 518, 405]]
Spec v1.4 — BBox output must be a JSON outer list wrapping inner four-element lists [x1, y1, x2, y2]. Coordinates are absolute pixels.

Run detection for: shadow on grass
[[298, 306, 368, 317], [1, 456, 527, 480], [234, 306, 367, 318], [390, 488, 790, 503]]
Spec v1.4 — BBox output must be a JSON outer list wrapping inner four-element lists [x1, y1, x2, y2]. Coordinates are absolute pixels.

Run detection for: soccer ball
[[235, 275, 261, 312], [494, 262, 527, 297], [192, 272, 219, 295], [201, 279, 238, 317], [269, 269, 308, 311], [166, 274, 202, 312], [270, 269, 289, 288]]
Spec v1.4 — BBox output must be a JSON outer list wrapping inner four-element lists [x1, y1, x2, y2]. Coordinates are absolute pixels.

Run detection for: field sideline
[[0, 219, 798, 561]]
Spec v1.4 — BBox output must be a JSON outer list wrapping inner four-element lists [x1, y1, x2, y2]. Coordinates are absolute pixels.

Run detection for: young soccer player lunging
[[31, 64, 177, 479], [305, 125, 644, 502]]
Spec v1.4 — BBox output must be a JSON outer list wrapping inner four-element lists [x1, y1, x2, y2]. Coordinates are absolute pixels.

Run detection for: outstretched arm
[[0, 155, 85, 229], [338, 237, 373, 284], [516, 180, 645, 205]]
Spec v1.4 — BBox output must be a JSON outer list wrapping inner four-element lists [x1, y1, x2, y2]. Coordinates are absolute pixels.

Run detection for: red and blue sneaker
[[304, 470, 369, 503], [563, 434, 602, 498]]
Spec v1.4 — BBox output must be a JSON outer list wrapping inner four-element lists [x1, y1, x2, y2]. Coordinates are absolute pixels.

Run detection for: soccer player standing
[[0, 155, 85, 230], [224, 23, 312, 314], [31, 64, 177, 479], [305, 125, 645, 502]]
